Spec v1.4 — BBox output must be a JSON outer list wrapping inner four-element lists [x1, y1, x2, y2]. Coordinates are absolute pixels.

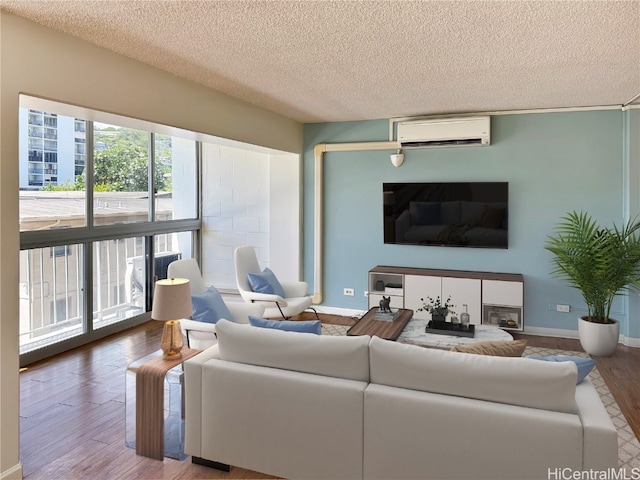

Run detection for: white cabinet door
[[404, 275, 442, 320], [442, 277, 482, 325], [482, 280, 523, 307]]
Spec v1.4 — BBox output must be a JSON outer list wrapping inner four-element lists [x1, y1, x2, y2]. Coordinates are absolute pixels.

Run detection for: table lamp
[[151, 278, 192, 360]]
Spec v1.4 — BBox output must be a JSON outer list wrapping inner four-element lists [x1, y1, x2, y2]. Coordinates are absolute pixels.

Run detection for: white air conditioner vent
[[397, 116, 490, 148]]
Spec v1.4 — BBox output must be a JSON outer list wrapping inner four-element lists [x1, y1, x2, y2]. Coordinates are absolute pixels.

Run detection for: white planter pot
[[578, 316, 620, 357]]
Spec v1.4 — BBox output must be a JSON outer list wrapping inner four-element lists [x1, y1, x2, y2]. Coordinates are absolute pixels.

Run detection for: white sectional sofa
[[184, 319, 618, 480]]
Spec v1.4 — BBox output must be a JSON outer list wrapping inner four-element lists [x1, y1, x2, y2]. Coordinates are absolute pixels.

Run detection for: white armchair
[[167, 258, 265, 349], [234, 245, 316, 319]]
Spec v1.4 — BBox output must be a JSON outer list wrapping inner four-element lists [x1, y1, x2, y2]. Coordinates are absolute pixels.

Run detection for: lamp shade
[[151, 278, 193, 321]]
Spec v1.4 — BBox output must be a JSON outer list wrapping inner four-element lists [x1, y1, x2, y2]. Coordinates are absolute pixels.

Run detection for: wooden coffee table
[[347, 307, 413, 340]]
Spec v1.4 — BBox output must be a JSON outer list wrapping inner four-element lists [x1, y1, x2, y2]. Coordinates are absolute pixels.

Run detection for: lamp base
[[162, 351, 182, 361], [160, 320, 184, 360]]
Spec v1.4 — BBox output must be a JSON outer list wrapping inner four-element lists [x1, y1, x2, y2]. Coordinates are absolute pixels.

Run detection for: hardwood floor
[[19, 314, 640, 479], [20, 320, 276, 480]]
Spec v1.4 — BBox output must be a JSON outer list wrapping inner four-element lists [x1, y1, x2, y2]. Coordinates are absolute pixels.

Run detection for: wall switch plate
[[556, 304, 570, 313], [344, 288, 355, 296]]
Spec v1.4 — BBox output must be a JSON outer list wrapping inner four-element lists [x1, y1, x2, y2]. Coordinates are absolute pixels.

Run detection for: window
[[154, 134, 197, 221], [20, 245, 84, 354], [93, 237, 146, 330], [92, 124, 151, 226], [50, 298, 69, 325], [19, 97, 200, 363], [50, 245, 71, 257], [18, 94, 300, 365]]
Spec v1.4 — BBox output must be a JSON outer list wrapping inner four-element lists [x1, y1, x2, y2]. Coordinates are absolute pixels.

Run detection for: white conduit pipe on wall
[[312, 141, 396, 304]]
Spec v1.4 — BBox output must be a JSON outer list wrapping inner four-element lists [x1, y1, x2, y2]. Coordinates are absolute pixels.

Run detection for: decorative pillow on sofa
[[191, 286, 233, 324], [248, 315, 322, 335], [528, 355, 595, 384], [247, 267, 286, 297], [451, 339, 527, 357]]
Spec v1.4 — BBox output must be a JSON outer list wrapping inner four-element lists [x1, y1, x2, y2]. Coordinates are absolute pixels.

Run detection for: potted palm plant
[[545, 211, 640, 356]]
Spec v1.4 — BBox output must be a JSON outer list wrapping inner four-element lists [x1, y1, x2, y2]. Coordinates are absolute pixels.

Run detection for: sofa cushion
[[215, 319, 370, 381], [247, 267, 286, 297], [528, 355, 595, 384], [369, 336, 577, 413], [248, 315, 322, 335], [190, 286, 233, 324], [451, 339, 527, 356]]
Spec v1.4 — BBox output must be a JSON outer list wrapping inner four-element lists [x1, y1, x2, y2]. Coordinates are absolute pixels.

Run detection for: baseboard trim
[[621, 336, 640, 348], [522, 326, 640, 348], [521, 326, 580, 339], [1, 463, 23, 480], [313, 306, 367, 318], [192, 456, 230, 472]]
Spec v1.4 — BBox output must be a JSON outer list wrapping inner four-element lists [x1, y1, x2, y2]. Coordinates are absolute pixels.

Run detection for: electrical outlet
[[344, 288, 355, 296], [556, 304, 570, 313], [364, 290, 369, 297]]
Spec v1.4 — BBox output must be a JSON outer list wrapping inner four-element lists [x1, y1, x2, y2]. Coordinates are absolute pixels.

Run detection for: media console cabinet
[[368, 266, 524, 331]]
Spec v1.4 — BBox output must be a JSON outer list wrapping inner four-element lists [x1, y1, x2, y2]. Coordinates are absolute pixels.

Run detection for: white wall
[[201, 142, 300, 290], [269, 153, 302, 281], [1, 12, 302, 479]]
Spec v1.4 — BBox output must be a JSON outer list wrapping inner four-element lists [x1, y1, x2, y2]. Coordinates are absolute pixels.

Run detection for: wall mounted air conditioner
[[397, 116, 490, 148]]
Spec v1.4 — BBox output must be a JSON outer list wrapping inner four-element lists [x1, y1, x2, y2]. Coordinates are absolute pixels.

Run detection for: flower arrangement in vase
[[417, 295, 455, 321]]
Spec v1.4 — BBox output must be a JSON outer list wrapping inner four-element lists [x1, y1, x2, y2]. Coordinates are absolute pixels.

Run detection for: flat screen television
[[383, 182, 508, 248]]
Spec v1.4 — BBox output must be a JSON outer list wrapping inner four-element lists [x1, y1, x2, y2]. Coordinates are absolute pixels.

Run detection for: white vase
[[578, 316, 620, 357]]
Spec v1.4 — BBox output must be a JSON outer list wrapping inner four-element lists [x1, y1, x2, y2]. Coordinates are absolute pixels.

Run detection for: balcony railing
[[19, 234, 178, 355]]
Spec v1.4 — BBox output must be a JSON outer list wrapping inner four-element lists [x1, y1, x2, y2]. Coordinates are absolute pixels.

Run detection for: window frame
[[19, 95, 202, 366]]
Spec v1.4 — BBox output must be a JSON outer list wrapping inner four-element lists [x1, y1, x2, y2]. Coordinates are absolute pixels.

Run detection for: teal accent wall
[[626, 108, 640, 340], [303, 110, 635, 335]]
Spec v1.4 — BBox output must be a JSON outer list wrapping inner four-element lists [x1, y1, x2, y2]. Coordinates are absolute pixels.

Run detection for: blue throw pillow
[[249, 316, 322, 335], [191, 286, 233, 324], [247, 268, 286, 297], [528, 355, 596, 384]]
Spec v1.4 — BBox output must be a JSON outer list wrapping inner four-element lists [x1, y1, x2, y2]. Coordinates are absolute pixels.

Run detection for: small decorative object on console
[[379, 296, 392, 313], [384, 283, 403, 294], [483, 305, 522, 330], [460, 304, 470, 325]]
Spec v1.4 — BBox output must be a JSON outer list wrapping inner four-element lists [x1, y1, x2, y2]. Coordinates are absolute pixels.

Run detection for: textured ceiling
[[1, 0, 639, 123]]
